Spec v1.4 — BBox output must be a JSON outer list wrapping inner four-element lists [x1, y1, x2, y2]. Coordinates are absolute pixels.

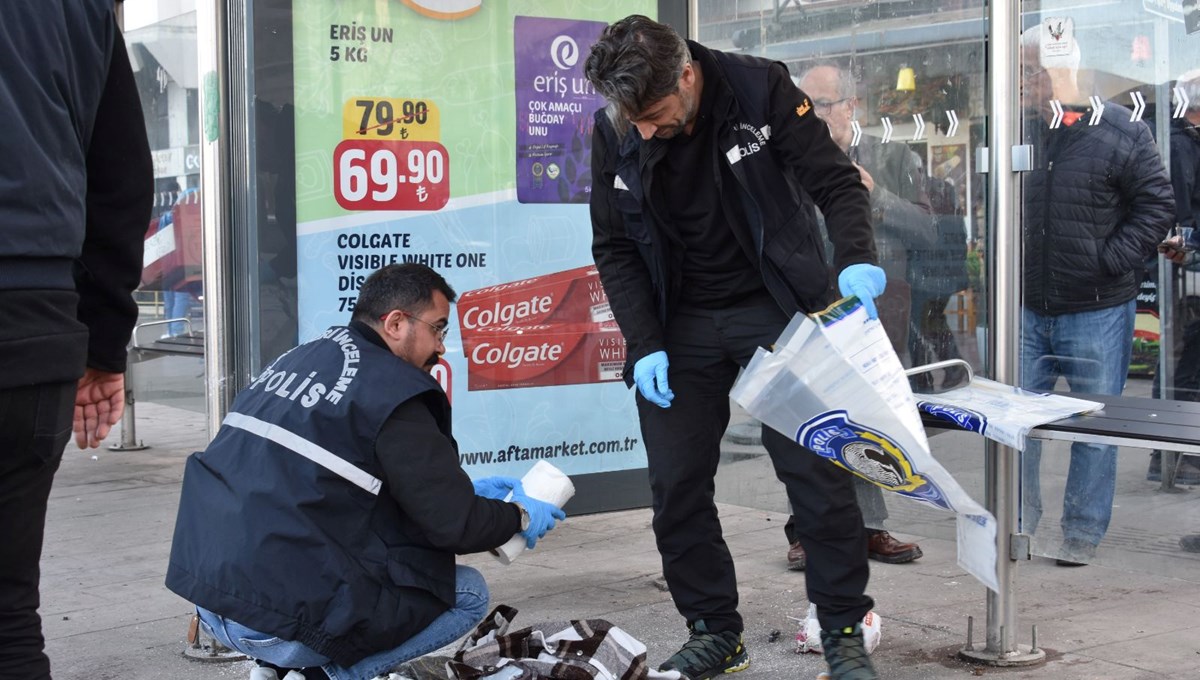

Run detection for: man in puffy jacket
[[1018, 23, 1174, 566], [586, 15, 885, 680], [165, 264, 565, 680], [0, 2, 153, 678]]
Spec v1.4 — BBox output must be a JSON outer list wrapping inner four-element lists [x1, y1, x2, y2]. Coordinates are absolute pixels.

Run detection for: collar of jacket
[[1173, 115, 1200, 142]]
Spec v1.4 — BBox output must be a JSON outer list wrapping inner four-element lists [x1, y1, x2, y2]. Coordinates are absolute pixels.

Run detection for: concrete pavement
[[40, 402, 1200, 679]]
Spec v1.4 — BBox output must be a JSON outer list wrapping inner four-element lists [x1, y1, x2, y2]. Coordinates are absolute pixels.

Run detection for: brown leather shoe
[[866, 530, 923, 564], [786, 541, 807, 571]]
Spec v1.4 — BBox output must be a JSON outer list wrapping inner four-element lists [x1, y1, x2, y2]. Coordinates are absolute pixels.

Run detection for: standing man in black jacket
[[586, 16, 885, 680], [166, 264, 565, 680], [1018, 23, 1175, 566], [0, 2, 153, 678]]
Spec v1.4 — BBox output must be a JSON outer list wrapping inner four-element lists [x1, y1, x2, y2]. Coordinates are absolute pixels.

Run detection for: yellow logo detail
[[795, 99, 812, 117]]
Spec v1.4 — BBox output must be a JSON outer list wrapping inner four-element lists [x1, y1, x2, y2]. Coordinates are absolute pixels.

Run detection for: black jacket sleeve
[[1101, 122, 1175, 276], [589, 123, 665, 365], [867, 142, 936, 249], [765, 64, 877, 272], [75, 27, 154, 374], [377, 395, 523, 555], [1172, 130, 1198, 230]]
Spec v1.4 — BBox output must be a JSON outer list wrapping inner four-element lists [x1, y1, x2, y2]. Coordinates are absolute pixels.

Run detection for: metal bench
[[109, 319, 204, 451], [907, 359, 1200, 664], [911, 359, 1200, 490]]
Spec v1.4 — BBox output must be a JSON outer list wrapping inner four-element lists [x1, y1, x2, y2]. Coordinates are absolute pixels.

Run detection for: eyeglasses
[[813, 97, 851, 114], [380, 310, 450, 342]]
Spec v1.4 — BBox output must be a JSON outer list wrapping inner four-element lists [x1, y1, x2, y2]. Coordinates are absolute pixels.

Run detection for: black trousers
[[0, 382, 75, 680], [637, 294, 874, 634]]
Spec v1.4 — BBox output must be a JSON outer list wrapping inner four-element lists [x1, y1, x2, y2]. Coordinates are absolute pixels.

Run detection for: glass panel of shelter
[[1017, 0, 1200, 576], [707, 0, 1199, 580], [704, 0, 991, 548], [122, 4, 207, 413]]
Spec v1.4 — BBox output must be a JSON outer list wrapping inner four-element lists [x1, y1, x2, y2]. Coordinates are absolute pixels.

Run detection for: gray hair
[[795, 60, 857, 100], [1178, 69, 1200, 113], [584, 15, 691, 133]]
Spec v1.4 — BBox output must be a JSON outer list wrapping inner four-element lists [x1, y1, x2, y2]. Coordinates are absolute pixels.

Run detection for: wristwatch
[[513, 502, 530, 532]]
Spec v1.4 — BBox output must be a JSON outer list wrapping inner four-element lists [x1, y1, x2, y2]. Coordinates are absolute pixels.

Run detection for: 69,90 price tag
[[333, 139, 449, 211]]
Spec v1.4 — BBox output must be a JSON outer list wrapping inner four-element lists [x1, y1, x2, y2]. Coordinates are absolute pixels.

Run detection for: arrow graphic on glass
[[1088, 95, 1104, 126], [911, 113, 926, 141], [1129, 91, 1146, 122], [850, 120, 862, 147], [1174, 86, 1190, 119], [881, 117, 894, 144], [945, 110, 959, 138], [1049, 100, 1064, 129]]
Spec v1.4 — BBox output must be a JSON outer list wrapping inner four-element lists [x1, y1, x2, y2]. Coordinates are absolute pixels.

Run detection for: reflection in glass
[[707, 1, 989, 565], [1018, 2, 1200, 574]]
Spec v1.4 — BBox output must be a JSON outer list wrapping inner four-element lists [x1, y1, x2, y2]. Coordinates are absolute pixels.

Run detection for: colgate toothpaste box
[[457, 265, 613, 332], [462, 323, 626, 391]]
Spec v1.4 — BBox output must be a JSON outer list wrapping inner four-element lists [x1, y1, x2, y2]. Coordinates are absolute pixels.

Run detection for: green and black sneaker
[[819, 622, 878, 680], [658, 620, 749, 679]]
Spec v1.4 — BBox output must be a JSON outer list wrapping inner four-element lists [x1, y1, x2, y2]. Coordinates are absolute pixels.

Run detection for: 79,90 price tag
[[333, 139, 449, 211]]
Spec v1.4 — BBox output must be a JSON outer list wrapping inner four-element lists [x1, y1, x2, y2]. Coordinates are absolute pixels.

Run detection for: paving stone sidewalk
[[40, 402, 1200, 679]]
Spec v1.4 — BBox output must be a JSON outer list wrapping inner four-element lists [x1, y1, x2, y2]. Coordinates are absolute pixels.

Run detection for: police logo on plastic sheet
[[796, 410, 952, 511], [918, 402, 988, 437]]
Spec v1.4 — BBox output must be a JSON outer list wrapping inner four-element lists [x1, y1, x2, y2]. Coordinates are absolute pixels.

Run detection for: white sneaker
[[248, 668, 279, 680], [281, 672, 309, 680]]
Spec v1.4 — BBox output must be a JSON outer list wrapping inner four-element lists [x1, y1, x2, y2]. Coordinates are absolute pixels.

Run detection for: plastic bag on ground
[[794, 603, 881, 655]]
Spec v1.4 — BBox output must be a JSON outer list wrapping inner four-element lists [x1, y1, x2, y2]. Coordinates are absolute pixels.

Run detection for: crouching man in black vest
[[165, 263, 565, 680]]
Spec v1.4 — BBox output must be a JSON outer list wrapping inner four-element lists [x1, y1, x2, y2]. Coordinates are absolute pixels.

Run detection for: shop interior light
[[896, 66, 916, 92]]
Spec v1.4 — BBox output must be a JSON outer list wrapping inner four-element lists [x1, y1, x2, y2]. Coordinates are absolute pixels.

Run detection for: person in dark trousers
[[1148, 68, 1200, 485], [1018, 24, 1175, 566], [780, 62, 928, 573], [1161, 69, 1200, 544], [0, 2, 153, 678], [586, 16, 885, 680], [166, 264, 566, 680]]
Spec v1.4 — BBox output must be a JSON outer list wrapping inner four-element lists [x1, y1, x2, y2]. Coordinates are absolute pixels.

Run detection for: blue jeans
[[197, 565, 488, 680], [1019, 301, 1135, 546], [163, 290, 195, 335]]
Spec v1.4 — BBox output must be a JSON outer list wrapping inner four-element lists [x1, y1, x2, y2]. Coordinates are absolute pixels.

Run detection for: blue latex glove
[[837, 263, 887, 320], [473, 476, 522, 500], [632, 350, 674, 408], [512, 491, 567, 549]]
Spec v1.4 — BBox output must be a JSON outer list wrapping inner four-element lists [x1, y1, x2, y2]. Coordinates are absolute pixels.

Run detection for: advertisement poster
[[292, 0, 653, 478], [514, 16, 608, 204]]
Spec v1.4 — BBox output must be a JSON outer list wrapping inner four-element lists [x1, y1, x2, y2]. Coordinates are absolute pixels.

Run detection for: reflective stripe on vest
[[223, 412, 382, 495]]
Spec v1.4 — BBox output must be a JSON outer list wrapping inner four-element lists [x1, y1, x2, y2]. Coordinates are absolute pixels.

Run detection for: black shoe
[[658, 620, 749, 679], [819, 623, 878, 680], [1054, 537, 1097, 566]]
